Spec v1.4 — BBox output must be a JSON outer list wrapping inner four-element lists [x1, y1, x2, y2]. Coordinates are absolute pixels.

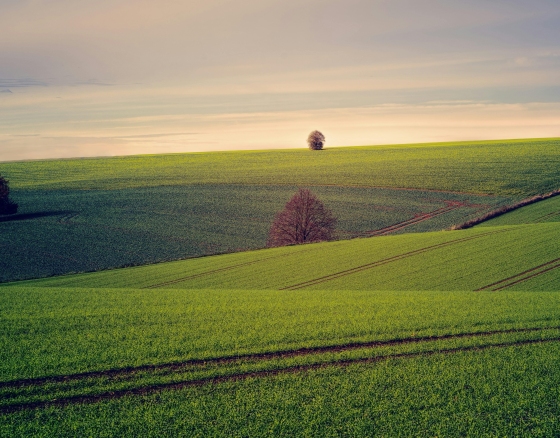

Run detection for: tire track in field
[[146, 202, 483, 289], [363, 201, 466, 237], [2, 335, 559, 414], [475, 257, 560, 291], [142, 246, 318, 289], [1, 324, 554, 390], [535, 210, 560, 223], [280, 228, 510, 291]]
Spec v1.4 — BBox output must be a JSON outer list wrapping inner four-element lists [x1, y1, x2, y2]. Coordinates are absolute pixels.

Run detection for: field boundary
[[362, 201, 466, 237], [451, 189, 560, 229]]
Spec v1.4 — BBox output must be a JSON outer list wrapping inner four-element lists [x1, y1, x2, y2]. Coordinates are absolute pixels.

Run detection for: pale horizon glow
[[1, 0, 559, 161]]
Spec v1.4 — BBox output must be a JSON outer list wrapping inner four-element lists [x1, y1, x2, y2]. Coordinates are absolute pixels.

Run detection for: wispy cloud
[[0, 0, 559, 160], [0, 79, 47, 88]]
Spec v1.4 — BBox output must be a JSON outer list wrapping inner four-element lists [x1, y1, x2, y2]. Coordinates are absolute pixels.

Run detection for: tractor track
[[1, 324, 555, 390], [280, 228, 510, 290], [363, 201, 466, 237], [1, 335, 558, 414], [535, 211, 560, 222], [143, 246, 317, 289], [475, 257, 560, 291]]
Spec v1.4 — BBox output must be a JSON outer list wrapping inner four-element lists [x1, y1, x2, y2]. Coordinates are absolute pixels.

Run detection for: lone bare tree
[[0, 175, 18, 215], [307, 130, 325, 150], [267, 188, 336, 247]]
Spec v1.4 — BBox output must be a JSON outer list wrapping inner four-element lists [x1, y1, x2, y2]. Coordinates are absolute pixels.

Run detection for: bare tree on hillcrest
[[307, 130, 325, 150], [267, 188, 336, 247]]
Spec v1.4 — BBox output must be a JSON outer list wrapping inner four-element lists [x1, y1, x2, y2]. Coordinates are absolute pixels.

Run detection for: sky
[[1, 0, 560, 161]]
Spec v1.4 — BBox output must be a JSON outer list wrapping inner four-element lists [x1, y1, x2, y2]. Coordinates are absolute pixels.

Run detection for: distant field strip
[[2, 327, 559, 414], [152, 230, 491, 290], [476, 257, 560, 291], [280, 228, 509, 291], [4, 138, 560, 196]]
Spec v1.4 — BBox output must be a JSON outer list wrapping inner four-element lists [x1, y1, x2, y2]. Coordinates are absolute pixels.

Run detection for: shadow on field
[[0, 210, 76, 223]]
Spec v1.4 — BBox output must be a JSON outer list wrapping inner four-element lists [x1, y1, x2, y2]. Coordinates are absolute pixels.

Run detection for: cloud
[[1, 98, 559, 162], [0, 79, 47, 88], [1, 0, 559, 86], [0, 0, 558, 161]]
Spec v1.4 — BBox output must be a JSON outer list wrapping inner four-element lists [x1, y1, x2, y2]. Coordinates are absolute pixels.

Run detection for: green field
[[13, 222, 560, 291], [2, 217, 559, 434], [4, 137, 560, 283], [3, 343, 560, 436], [2, 138, 560, 436], [0, 185, 500, 283], [3, 138, 560, 195], [1, 285, 560, 436], [480, 193, 560, 226]]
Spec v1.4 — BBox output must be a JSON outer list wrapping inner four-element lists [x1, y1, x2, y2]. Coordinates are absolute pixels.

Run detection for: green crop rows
[[14, 223, 560, 291], [3, 138, 560, 196], [3, 286, 560, 381], [2, 138, 559, 283], [0, 185, 501, 283], [1, 284, 560, 435], [3, 343, 560, 437], [2, 138, 560, 436], [2, 217, 560, 433]]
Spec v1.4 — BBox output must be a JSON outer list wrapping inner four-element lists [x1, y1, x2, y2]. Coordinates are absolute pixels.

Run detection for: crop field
[[13, 222, 560, 291], [2, 138, 558, 283], [1, 284, 560, 435], [479, 192, 560, 226], [0, 185, 502, 283], [3, 343, 560, 436], [2, 138, 560, 435], [3, 138, 560, 196]]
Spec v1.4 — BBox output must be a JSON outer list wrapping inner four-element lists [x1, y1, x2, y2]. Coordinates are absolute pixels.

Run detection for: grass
[[2, 138, 559, 283], [1, 319, 560, 436], [3, 138, 560, 196], [13, 223, 560, 291], [0, 185, 500, 283], [2, 138, 560, 435], [479, 192, 560, 226], [2, 285, 560, 382], [1, 284, 560, 436]]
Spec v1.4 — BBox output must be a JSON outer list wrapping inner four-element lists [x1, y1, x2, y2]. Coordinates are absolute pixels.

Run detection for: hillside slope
[[11, 222, 560, 292]]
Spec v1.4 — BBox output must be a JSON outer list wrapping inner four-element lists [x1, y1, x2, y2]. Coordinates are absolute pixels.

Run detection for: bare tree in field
[[307, 130, 325, 150], [0, 175, 17, 215], [267, 188, 336, 247]]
